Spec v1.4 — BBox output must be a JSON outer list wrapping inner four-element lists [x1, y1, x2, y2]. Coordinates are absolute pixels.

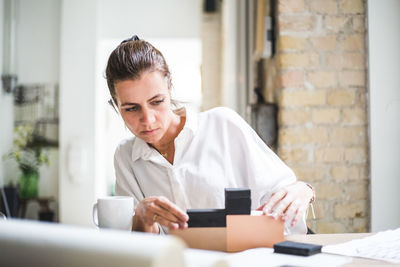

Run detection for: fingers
[[262, 188, 288, 215], [155, 197, 189, 222], [137, 196, 188, 231], [272, 193, 295, 217], [261, 182, 311, 227], [256, 203, 266, 211], [290, 204, 308, 227], [282, 199, 302, 226], [150, 203, 188, 229], [153, 214, 180, 230]]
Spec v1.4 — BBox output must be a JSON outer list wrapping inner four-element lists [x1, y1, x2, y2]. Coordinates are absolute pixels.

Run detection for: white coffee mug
[[92, 196, 134, 231]]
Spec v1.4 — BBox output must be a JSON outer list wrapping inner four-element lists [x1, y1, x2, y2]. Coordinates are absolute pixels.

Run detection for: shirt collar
[[130, 107, 198, 162], [177, 107, 198, 136]]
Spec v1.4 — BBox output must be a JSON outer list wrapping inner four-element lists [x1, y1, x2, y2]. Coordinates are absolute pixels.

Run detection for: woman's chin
[[139, 134, 161, 145]]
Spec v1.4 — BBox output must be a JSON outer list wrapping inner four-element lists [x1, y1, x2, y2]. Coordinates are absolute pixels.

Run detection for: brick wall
[[274, 0, 368, 233]]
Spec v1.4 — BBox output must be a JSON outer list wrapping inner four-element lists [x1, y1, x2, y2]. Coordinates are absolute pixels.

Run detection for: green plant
[[3, 124, 49, 174]]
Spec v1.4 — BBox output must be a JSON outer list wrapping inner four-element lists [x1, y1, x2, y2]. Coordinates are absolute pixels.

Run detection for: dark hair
[[105, 35, 172, 106]]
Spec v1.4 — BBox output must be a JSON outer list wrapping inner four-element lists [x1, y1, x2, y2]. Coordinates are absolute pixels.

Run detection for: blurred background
[[0, 0, 399, 234]]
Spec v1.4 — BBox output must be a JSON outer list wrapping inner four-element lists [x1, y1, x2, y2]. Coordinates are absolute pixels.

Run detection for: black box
[[225, 188, 251, 215], [274, 241, 322, 256], [187, 209, 226, 227]]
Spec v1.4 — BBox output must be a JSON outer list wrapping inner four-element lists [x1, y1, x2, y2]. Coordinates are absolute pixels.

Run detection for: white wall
[[99, 0, 201, 39], [368, 0, 400, 231], [17, 0, 60, 84], [59, 0, 99, 226]]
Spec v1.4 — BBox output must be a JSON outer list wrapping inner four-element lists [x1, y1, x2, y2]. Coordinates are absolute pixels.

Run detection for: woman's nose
[[141, 109, 156, 124]]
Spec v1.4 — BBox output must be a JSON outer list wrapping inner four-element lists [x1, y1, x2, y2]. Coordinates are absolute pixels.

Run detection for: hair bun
[[121, 35, 140, 44]]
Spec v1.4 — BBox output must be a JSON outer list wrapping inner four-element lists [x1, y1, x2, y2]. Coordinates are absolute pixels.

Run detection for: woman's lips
[[141, 128, 159, 135]]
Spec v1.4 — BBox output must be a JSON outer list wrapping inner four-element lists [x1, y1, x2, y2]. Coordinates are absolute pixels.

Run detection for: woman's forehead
[[115, 72, 169, 103]]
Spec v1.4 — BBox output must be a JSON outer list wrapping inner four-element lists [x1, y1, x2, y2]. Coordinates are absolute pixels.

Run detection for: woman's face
[[114, 71, 174, 145]]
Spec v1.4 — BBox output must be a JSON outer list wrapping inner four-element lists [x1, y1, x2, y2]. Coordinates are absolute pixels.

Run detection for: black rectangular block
[[274, 241, 322, 256], [225, 188, 251, 215], [187, 209, 226, 227]]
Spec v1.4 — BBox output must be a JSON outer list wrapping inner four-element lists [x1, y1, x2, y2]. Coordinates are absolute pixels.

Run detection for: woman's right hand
[[133, 196, 189, 233]]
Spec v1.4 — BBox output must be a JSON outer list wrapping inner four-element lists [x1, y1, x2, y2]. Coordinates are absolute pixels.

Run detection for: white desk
[[183, 233, 398, 267]]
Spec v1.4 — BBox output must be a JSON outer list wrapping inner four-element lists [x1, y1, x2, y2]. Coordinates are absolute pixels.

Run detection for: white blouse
[[114, 107, 307, 234]]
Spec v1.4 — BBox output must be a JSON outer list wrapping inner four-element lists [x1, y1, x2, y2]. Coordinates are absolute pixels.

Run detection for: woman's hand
[[133, 196, 189, 233], [257, 182, 314, 227]]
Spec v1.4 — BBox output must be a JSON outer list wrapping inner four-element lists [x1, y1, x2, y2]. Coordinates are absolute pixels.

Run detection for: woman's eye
[[152, 99, 164, 105], [125, 106, 138, 112]]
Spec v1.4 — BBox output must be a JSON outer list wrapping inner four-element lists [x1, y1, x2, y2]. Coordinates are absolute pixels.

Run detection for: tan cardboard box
[[170, 214, 284, 252]]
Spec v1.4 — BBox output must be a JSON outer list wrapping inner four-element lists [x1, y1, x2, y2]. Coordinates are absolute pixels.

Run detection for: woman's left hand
[[257, 182, 314, 227]]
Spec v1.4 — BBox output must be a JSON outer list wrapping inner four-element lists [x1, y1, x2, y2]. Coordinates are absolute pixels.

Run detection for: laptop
[[0, 219, 185, 267]]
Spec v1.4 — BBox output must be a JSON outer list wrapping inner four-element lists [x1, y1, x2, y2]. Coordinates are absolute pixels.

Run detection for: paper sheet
[[322, 228, 400, 264]]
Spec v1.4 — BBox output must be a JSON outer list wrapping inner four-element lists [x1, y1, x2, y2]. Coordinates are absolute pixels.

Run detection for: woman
[[105, 35, 315, 234]]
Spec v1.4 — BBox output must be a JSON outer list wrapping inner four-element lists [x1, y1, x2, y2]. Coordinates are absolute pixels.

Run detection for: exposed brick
[[344, 181, 368, 200], [324, 15, 351, 32], [330, 126, 367, 145], [315, 147, 343, 163], [331, 165, 361, 181], [326, 54, 341, 69], [353, 217, 368, 232], [278, 109, 311, 125], [315, 183, 342, 199], [317, 221, 344, 233], [279, 147, 309, 163], [326, 53, 365, 69], [340, 0, 364, 14], [291, 165, 326, 181], [279, 71, 304, 88], [352, 15, 366, 32], [279, 127, 329, 145], [359, 165, 368, 180], [279, 35, 307, 51], [354, 88, 367, 107], [340, 34, 365, 51], [307, 71, 336, 88], [339, 71, 366, 87], [310, 0, 338, 14], [274, 0, 369, 234], [342, 107, 366, 125], [279, 15, 317, 31], [342, 53, 365, 69], [327, 89, 355, 106], [312, 108, 340, 124], [334, 201, 367, 219], [344, 147, 368, 163], [280, 90, 326, 107], [279, 53, 309, 68], [309, 35, 337, 51], [278, 0, 305, 14], [309, 53, 320, 67]]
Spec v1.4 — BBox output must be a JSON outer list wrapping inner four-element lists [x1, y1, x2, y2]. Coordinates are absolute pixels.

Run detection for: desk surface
[[286, 233, 397, 266]]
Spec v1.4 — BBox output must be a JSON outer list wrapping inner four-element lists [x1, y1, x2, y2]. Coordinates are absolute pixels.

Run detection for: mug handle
[[92, 203, 99, 227]]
